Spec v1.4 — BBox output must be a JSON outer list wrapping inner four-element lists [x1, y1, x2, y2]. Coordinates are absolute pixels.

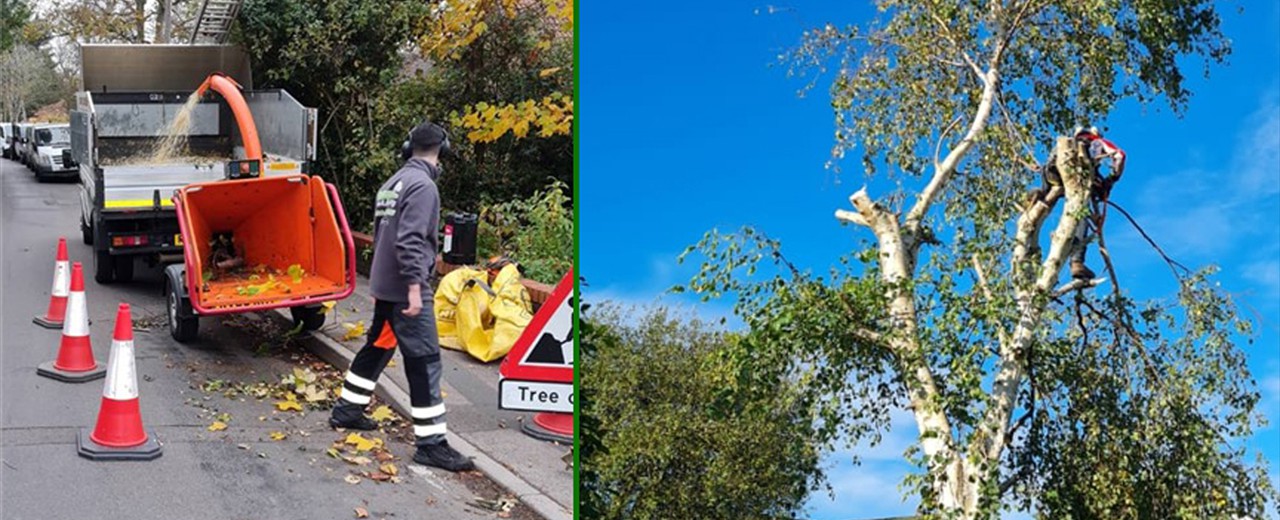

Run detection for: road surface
[[0, 158, 541, 520]]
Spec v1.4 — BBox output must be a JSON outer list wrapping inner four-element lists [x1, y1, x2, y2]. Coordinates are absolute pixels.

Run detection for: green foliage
[[236, 0, 571, 231], [580, 304, 822, 520], [0, 0, 30, 51], [476, 180, 572, 283]]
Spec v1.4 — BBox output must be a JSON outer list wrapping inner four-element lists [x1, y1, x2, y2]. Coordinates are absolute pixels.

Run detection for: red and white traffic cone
[[37, 262, 106, 383], [33, 237, 71, 329], [78, 303, 162, 460]]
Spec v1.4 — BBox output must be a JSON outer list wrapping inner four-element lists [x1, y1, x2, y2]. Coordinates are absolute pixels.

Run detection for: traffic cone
[[78, 303, 162, 461], [37, 262, 106, 383], [32, 237, 70, 329]]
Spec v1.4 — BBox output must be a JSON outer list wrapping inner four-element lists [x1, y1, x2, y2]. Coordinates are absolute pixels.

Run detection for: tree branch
[[1052, 277, 1106, 298], [834, 208, 869, 227], [904, 66, 999, 239], [928, 10, 984, 80]]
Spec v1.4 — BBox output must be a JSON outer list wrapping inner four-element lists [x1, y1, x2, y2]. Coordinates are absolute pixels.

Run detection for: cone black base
[[77, 429, 163, 461], [36, 361, 105, 383], [32, 316, 63, 329], [520, 421, 573, 444]]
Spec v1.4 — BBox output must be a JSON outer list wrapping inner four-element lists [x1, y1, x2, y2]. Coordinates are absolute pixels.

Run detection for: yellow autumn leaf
[[380, 463, 399, 476], [342, 321, 366, 341], [370, 405, 396, 422], [344, 433, 383, 452], [208, 421, 228, 432], [269, 431, 287, 441], [320, 301, 337, 314], [275, 398, 304, 412]]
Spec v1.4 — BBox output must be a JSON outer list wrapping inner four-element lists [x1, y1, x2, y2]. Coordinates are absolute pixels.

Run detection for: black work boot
[[413, 441, 475, 472], [329, 402, 378, 431], [1070, 259, 1095, 280]]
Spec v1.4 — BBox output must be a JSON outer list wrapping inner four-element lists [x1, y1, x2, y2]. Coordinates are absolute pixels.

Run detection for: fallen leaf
[[370, 406, 395, 422], [344, 474, 361, 485], [354, 507, 368, 518], [293, 367, 317, 384], [380, 463, 398, 476], [342, 321, 366, 341], [367, 471, 392, 482], [387, 360, 397, 368], [208, 421, 228, 432], [326, 448, 342, 459], [539, 66, 562, 77], [288, 264, 305, 284], [321, 301, 337, 314], [344, 433, 383, 452], [275, 398, 303, 412], [343, 455, 372, 465], [269, 431, 287, 441], [303, 386, 328, 402], [373, 451, 395, 463]]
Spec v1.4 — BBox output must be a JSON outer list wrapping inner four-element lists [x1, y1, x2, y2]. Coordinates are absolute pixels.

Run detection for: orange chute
[[195, 73, 262, 162]]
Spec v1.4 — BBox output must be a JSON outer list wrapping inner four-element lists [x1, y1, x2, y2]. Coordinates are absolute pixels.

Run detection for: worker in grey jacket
[[329, 121, 474, 472]]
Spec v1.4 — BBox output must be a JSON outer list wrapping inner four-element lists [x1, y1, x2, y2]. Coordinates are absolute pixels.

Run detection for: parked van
[[11, 123, 33, 164], [1, 123, 12, 159], [28, 123, 76, 181]]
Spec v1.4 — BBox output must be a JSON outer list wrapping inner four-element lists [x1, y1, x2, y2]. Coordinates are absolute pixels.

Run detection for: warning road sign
[[499, 269, 573, 413], [499, 269, 573, 384]]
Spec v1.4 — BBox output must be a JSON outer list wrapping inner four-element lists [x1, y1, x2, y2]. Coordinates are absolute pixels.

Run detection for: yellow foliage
[[342, 321, 366, 341], [450, 93, 574, 143], [370, 405, 396, 422], [275, 397, 304, 412], [418, 0, 571, 60], [208, 421, 228, 432], [344, 433, 384, 452]]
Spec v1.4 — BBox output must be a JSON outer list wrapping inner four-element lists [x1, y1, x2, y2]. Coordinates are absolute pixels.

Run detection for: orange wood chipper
[[166, 73, 356, 342]]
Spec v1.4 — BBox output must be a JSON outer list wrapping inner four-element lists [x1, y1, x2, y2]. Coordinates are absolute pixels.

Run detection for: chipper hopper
[[170, 174, 357, 341]]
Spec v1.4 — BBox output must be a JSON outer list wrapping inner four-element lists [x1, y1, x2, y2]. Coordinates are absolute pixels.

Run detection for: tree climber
[[1024, 126, 1126, 279]]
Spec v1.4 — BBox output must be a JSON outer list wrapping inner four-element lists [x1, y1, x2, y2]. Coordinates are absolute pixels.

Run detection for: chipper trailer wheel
[[290, 305, 326, 332], [165, 266, 199, 343]]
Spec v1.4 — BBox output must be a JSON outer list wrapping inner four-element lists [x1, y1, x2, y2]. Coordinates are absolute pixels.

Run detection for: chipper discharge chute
[[164, 72, 354, 343]]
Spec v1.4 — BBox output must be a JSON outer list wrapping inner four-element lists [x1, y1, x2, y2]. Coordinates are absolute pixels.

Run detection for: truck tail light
[[112, 235, 149, 247]]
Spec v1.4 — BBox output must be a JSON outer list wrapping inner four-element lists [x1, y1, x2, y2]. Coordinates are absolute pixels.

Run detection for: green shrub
[[580, 305, 822, 520], [475, 179, 572, 283]]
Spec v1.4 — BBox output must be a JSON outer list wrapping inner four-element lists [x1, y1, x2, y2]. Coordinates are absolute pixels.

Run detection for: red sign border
[[499, 269, 574, 383]]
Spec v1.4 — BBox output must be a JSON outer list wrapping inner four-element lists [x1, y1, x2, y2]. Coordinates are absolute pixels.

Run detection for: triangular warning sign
[[500, 269, 574, 384]]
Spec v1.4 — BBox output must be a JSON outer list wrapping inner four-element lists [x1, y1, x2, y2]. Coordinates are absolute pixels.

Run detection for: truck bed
[[101, 163, 225, 210]]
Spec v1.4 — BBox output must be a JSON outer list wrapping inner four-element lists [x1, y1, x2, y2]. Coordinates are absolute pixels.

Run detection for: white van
[[1, 123, 12, 159], [28, 123, 77, 181]]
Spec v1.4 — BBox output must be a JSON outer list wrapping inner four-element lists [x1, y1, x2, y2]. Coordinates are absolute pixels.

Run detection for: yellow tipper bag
[[434, 267, 485, 350], [483, 264, 533, 362], [454, 277, 495, 357]]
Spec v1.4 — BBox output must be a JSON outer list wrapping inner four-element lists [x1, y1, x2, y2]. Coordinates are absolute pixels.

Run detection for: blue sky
[[581, 2, 1279, 518]]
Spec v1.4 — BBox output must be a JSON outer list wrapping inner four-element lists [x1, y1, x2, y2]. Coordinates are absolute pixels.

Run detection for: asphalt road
[[0, 158, 535, 520]]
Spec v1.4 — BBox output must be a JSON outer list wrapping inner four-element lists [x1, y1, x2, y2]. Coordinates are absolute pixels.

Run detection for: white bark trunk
[[971, 136, 1094, 489]]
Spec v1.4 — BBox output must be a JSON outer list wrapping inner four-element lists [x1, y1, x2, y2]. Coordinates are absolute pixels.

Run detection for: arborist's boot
[[329, 402, 379, 431], [413, 441, 475, 472], [1070, 259, 1095, 280]]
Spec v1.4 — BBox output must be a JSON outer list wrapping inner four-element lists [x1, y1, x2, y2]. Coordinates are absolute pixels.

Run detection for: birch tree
[[679, 2, 1274, 518]]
